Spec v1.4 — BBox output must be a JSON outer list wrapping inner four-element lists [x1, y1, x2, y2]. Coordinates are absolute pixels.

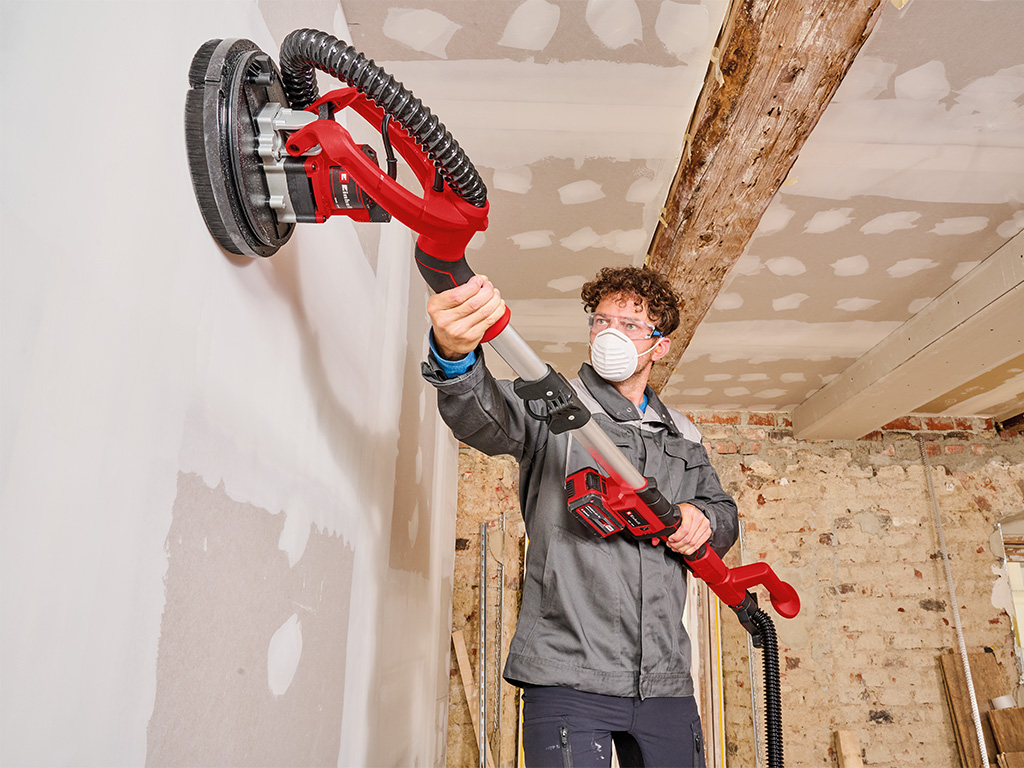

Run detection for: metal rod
[[488, 326, 645, 490], [918, 437, 990, 768], [479, 521, 488, 768]]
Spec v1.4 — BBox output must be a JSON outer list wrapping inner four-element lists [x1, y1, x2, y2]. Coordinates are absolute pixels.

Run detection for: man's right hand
[[427, 275, 507, 360]]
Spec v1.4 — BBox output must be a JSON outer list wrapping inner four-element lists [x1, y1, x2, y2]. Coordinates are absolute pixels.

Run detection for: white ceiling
[[325, 0, 1024, 436]]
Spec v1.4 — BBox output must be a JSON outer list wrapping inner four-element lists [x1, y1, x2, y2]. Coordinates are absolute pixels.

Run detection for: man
[[423, 266, 738, 767]]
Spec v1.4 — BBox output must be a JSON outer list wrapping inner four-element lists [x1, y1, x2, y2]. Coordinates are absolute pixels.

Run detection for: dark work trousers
[[521, 686, 706, 768]]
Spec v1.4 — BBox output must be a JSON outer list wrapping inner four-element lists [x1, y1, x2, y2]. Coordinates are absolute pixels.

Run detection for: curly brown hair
[[580, 266, 682, 336]]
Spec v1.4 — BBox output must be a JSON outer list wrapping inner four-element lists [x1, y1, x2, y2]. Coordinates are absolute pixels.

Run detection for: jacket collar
[[578, 363, 680, 435]]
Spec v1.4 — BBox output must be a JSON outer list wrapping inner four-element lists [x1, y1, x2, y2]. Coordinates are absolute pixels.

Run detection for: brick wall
[[692, 412, 1024, 766], [446, 415, 1024, 767]]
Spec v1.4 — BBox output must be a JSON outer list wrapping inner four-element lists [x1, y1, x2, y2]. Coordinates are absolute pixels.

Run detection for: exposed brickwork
[[448, 414, 1024, 767], [709, 414, 1023, 767], [447, 450, 524, 768]]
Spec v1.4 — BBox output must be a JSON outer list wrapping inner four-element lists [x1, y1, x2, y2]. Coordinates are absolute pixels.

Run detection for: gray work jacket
[[423, 351, 738, 699]]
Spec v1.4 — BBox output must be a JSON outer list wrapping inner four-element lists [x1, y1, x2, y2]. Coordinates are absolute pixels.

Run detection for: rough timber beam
[[646, 0, 885, 392]]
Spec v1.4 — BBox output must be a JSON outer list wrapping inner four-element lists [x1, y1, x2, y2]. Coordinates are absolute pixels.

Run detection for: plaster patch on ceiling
[[562, 227, 602, 251], [503, 299, 589, 343], [765, 256, 807, 276], [996, 211, 1024, 238], [626, 176, 661, 203], [704, 374, 732, 382], [805, 208, 854, 234], [467, 231, 486, 250], [861, 211, 921, 234], [682, 388, 713, 396], [493, 166, 533, 194], [754, 201, 796, 236], [731, 253, 764, 276], [831, 56, 896, 103], [724, 387, 750, 397], [887, 258, 937, 277], [681, 319, 902, 360], [548, 275, 587, 292], [894, 60, 950, 102], [739, 373, 769, 382], [382, 8, 460, 58], [586, 0, 643, 50], [558, 180, 606, 204], [956, 64, 1024, 111], [602, 229, 648, 254], [773, 294, 809, 311], [832, 255, 870, 276], [543, 342, 572, 354], [499, 0, 561, 51], [754, 389, 788, 400], [655, 1, 710, 60], [951, 261, 981, 281], [781, 373, 807, 383], [908, 297, 933, 314], [836, 297, 881, 312], [713, 293, 743, 310], [930, 216, 988, 236], [512, 230, 556, 249]]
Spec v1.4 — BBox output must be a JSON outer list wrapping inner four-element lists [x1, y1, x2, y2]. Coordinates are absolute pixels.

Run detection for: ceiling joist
[[792, 231, 1024, 439], [646, 0, 885, 392]]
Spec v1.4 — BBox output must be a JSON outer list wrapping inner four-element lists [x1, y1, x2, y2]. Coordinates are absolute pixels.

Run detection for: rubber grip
[[414, 245, 510, 341], [415, 245, 476, 292]]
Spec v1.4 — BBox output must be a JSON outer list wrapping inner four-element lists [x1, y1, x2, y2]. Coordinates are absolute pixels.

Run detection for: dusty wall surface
[[448, 414, 1024, 767], [0, 3, 457, 766]]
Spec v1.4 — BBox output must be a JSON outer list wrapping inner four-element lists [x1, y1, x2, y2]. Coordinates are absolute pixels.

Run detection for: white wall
[[0, 2, 458, 765]]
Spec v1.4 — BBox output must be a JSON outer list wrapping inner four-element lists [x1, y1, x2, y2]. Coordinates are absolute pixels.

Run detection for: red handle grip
[[684, 544, 800, 619]]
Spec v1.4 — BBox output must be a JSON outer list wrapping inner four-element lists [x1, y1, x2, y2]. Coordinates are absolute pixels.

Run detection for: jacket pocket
[[532, 527, 629, 666], [662, 435, 709, 503]]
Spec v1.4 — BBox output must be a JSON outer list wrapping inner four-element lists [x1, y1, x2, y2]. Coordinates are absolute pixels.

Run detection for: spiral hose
[[751, 608, 784, 768], [278, 28, 487, 207]]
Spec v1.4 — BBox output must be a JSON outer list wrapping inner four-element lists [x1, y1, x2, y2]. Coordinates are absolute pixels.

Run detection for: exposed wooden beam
[[791, 231, 1024, 439], [646, 0, 884, 391]]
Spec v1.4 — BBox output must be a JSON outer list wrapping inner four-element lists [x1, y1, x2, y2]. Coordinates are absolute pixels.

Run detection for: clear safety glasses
[[588, 312, 662, 341]]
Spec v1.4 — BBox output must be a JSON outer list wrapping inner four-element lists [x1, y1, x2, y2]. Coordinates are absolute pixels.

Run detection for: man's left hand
[[652, 503, 710, 555]]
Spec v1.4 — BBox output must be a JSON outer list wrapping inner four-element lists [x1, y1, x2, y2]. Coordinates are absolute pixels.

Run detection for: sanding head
[[185, 38, 294, 258]]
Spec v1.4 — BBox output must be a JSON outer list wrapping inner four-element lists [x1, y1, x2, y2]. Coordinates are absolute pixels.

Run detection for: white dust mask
[[589, 329, 660, 382]]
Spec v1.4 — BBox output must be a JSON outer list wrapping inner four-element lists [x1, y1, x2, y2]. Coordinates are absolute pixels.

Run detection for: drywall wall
[[0, 2, 457, 765]]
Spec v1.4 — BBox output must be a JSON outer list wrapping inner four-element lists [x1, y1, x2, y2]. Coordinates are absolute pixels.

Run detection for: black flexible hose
[[750, 608, 784, 768], [278, 28, 487, 208]]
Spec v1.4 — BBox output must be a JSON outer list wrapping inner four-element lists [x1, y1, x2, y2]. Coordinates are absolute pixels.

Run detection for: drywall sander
[[184, 29, 800, 631]]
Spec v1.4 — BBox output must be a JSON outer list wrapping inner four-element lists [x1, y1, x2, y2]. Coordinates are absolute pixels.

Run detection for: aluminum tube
[[487, 326, 548, 381], [573, 421, 646, 489], [487, 325, 646, 491]]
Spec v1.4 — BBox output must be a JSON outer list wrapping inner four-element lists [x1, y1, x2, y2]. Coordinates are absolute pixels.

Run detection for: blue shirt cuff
[[429, 330, 476, 377]]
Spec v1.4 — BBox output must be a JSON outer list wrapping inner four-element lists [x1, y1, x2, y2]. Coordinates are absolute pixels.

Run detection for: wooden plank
[[988, 709, 1024, 753], [834, 730, 864, 768], [646, 0, 886, 391], [939, 651, 1008, 767], [998, 753, 1024, 768], [792, 231, 1024, 439], [452, 630, 496, 768]]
